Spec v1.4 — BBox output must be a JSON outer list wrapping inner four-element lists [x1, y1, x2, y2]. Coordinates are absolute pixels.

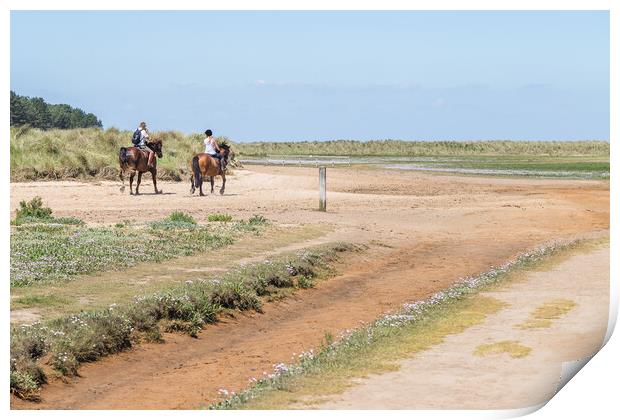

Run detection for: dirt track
[[10, 166, 609, 409], [317, 245, 610, 409]]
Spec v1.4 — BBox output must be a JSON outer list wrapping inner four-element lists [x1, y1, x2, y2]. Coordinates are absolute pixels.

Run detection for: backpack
[[131, 129, 142, 146]]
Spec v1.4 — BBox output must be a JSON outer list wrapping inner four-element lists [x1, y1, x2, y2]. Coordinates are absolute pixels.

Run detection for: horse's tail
[[192, 155, 202, 190], [119, 147, 129, 167]]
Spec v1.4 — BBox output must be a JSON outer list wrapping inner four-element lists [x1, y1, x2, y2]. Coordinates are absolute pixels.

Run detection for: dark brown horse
[[190, 144, 231, 196], [118, 140, 163, 195]]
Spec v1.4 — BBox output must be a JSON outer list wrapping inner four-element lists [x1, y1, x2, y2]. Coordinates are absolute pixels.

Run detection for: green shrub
[[47, 309, 133, 375], [10, 370, 42, 401], [164, 319, 203, 337], [10, 324, 48, 400], [248, 215, 268, 225], [150, 212, 197, 230], [11, 197, 84, 226], [168, 211, 197, 225], [208, 213, 233, 222], [297, 276, 315, 289], [210, 281, 261, 311], [15, 197, 52, 220]]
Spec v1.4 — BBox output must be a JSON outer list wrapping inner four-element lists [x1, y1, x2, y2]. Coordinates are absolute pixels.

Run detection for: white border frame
[[2, 2, 616, 420]]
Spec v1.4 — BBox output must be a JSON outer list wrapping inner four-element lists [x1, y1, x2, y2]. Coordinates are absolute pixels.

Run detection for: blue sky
[[11, 11, 609, 141]]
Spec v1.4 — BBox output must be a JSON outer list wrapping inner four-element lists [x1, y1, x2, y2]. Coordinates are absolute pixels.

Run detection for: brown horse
[[189, 144, 231, 196], [118, 140, 163, 195]]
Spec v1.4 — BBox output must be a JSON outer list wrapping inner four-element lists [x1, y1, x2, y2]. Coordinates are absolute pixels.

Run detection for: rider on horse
[[203, 129, 227, 171], [135, 122, 156, 169]]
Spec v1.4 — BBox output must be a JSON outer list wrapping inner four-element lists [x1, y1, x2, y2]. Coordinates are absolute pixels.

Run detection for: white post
[[319, 166, 326, 212]]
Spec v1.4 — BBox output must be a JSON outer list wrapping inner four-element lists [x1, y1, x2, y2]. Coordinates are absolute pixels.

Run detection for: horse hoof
[[120, 186, 125, 193], [220, 190, 224, 195]]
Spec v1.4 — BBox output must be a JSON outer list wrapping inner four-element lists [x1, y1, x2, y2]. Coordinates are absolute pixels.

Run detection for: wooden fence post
[[319, 166, 326, 211]]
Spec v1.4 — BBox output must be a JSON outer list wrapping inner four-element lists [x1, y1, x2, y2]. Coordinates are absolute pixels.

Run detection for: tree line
[[10, 91, 103, 129]]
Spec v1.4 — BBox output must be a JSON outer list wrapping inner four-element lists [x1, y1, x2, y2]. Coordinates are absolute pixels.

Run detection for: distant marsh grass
[[236, 139, 609, 157]]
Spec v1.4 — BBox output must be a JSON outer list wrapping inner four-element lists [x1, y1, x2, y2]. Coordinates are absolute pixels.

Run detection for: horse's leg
[[135, 171, 143, 195], [129, 172, 135, 195], [198, 170, 205, 196], [119, 169, 125, 193], [220, 173, 226, 195], [151, 168, 162, 194], [210, 176, 215, 194]]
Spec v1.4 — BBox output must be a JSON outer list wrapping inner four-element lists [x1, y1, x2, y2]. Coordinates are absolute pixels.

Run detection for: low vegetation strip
[[10, 198, 267, 287], [10, 242, 361, 401], [209, 240, 580, 409], [10, 127, 609, 181], [235, 139, 609, 157]]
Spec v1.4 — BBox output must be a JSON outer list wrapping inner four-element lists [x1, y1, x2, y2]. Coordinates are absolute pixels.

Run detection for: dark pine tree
[[10, 91, 103, 129]]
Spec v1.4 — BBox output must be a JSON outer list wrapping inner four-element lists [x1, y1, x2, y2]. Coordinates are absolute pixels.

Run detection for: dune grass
[[10, 126, 232, 181], [10, 127, 609, 181]]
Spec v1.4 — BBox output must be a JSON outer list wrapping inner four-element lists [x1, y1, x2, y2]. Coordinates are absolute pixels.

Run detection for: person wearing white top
[[203, 129, 226, 170]]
